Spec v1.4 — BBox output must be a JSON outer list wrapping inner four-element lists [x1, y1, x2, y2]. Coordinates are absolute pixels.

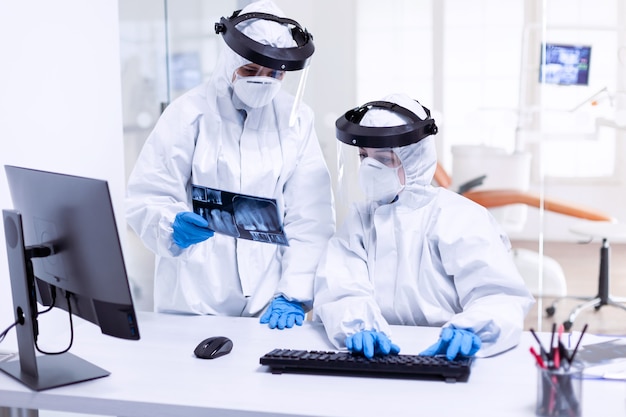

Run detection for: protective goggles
[[335, 101, 439, 148], [214, 10, 315, 71], [234, 63, 285, 80]]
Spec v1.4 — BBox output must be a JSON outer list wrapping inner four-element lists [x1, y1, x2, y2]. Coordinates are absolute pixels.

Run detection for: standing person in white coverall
[[126, 0, 335, 329], [313, 93, 534, 359]]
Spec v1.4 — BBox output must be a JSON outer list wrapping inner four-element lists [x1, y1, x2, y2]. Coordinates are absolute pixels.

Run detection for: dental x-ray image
[[192, 184, 288, 246]]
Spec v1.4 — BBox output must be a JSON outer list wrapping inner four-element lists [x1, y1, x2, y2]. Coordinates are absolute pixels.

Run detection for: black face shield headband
[[214, 10, 314, 71], [335, 101, 439, 148]]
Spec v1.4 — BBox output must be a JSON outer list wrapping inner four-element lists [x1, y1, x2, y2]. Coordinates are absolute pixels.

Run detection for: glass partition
[[530, 0, 625, 334], [119, 0, 236, 310]]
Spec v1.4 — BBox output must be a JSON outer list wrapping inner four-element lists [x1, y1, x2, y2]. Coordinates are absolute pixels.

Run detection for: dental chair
[[433, 146, 614, 330]]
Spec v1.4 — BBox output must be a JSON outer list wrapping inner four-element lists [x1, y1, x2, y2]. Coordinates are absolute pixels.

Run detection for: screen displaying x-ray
[[192, 184, 288, 246], [539, 43, 592, 86]]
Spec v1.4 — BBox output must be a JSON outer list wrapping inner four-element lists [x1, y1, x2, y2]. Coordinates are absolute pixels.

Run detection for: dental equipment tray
[[259, 348, 473, 382]]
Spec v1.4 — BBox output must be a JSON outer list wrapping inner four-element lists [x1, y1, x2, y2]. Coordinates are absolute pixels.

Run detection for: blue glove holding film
[[260, 296, 305, 330], [172, 212, 214, 249], [420, 327, 482, 360], [345, 330, 401, 359]]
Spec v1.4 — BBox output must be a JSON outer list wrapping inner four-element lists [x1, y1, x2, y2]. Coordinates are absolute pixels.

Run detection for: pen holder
[[536, 364, 583, 417]]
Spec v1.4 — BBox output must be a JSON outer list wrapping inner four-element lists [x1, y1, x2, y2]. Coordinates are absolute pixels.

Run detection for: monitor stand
[[0, 353, 109, 391], [1, 210, 110, 391]]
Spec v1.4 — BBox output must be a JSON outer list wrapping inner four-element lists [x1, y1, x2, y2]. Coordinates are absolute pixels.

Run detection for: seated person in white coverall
[[313, 93, 534, 359], [126, 0, 335, 329]]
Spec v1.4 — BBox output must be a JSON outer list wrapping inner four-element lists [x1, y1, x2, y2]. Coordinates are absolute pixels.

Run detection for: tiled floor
[[516, 240, 626, 336]]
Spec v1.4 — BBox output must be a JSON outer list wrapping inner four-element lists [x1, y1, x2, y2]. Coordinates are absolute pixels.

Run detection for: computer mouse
[[194, 336, 233, 359]]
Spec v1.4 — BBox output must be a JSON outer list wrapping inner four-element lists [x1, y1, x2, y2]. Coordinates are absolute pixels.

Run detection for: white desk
[[0, 312, 625, 417]]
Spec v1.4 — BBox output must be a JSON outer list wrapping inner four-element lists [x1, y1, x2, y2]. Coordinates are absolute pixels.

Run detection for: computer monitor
[[539, 43, 591, 86], [1, 165, 140, 391]]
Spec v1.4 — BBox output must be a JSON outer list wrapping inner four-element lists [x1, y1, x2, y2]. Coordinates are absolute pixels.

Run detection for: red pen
[[530, 346, 547, 369], [554, 324, 563, 369]]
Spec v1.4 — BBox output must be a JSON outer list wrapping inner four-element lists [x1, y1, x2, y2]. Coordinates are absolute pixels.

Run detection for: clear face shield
[[334, 101, 439, 219], [215, 10, 314, 126]]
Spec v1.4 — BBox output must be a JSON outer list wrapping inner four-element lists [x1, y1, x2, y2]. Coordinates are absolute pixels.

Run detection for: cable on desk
[[0, 320, 20, 344]]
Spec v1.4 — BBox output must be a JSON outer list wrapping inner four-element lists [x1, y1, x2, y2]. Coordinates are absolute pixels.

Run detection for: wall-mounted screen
[[539, 43, 591, 86]]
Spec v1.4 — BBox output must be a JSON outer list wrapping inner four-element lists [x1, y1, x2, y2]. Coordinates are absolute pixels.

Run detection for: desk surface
[[0, 312, 625, 417]]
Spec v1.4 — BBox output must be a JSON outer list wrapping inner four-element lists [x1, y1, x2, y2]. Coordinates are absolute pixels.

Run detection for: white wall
[[0, 1, 125, 346]]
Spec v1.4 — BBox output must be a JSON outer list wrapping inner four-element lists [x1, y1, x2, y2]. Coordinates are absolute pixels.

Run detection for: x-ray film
[[192, 184, 288, 246]]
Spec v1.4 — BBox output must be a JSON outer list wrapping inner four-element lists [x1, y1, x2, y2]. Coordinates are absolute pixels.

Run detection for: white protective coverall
[[126, 0, 335, 316], [313, 94, 534, 357]]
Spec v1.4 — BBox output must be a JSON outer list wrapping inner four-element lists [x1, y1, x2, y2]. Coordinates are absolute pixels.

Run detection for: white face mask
[[358, 157, 404, 204], [233, 76, 281, 108]]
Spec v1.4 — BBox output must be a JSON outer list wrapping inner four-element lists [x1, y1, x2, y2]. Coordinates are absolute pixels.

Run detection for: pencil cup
[[536, 364, 583, 417]]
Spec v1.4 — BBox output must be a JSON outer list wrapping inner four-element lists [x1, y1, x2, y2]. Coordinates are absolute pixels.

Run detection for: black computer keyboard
[[259, 349, 473, 382]]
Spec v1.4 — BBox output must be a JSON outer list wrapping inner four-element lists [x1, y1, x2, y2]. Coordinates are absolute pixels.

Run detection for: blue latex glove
[[259, 296, 305, 330], [172, 212, 214, 249], [420, 327, 482, 361], [345, 330, 401, 359]]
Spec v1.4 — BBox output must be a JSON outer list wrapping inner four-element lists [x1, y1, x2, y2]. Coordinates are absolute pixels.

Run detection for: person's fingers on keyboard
[[460, 332, 473, 356], [419, 340, 442, 356], [352, 332, 364, 354], [345, 335, 354, 352], [376, 333, 391, 355], [363, 332, 375, 358], [446, 331, 462, 360]]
